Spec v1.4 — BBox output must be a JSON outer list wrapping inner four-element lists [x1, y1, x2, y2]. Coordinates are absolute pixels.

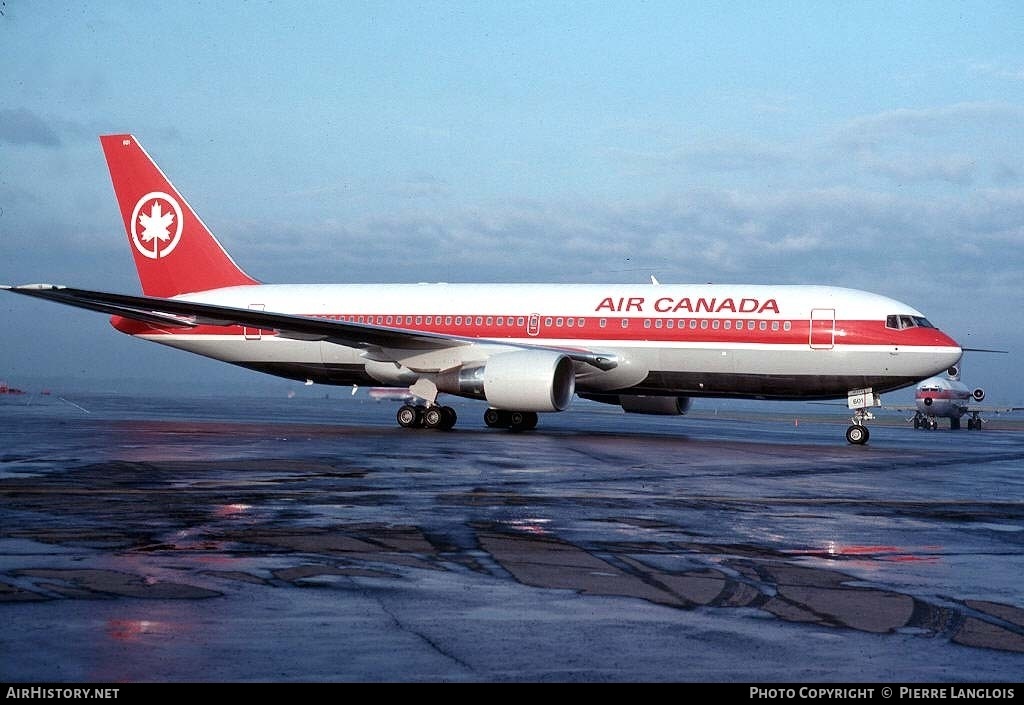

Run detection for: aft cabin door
[[809, 308, 835, 349], [244, 303, 265, 340]]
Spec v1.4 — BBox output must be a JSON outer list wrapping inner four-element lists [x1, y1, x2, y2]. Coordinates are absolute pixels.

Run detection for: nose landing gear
[[846, 388, 880, 445]]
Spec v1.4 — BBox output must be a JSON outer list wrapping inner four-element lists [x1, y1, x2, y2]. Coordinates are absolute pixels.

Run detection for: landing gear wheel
[[396, 404, 421, 429], [846, 425, 869, 445], [508, 411, 539, 432], [423, 406, 444, 429], [484, 408, 508, 428], [439, 405, 457, 431], [929, 419, 939, 430], [423, 405, 456, 431]]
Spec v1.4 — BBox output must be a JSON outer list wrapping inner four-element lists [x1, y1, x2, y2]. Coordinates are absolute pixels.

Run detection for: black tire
[[846, 425, 869, 445], [396, 404, 420, 428], [508, 411, 528, 432], [521, 411, 538, 430], [483, 408, 507, 428], [439, 406, 457, 431], [423, 406, 444, 429]]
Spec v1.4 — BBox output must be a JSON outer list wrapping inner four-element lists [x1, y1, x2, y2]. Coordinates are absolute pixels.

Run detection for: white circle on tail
[[130, 192, 183, 259]]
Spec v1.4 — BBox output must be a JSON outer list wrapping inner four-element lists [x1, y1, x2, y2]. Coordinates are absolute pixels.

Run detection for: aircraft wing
[[966, 405, 1024, 414], [882, 404, 919, 412], [2, 285, 618, 371]]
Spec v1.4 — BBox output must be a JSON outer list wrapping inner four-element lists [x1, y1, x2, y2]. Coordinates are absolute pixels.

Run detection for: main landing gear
[[394, 404, 540, 432], [483, 408, 538, 432], [396, 404, 457, 431]]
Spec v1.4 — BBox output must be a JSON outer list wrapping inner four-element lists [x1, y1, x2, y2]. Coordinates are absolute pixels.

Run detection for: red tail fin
[[100, 134, 259, 297]]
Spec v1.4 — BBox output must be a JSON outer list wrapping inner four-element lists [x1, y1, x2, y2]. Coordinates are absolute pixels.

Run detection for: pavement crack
[[353, 578, 474, 674]]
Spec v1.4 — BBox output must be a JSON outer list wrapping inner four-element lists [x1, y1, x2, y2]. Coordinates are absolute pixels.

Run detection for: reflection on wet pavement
[[3, 466, 1023, 653], [2, 406, 1024, 679]]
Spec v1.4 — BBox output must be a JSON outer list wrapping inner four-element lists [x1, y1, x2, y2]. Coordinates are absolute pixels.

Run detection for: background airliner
[[3, 135, 964, 444], [887, 365, 1022, 430]]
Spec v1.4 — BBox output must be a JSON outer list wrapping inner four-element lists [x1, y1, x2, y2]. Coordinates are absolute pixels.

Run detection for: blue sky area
[[1, 1, 1023, 402]]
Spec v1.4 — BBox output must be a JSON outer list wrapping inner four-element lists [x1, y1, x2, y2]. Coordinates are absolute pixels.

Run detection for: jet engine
[[580, 393, 691, 415], [439, 350, 575, 412], [619, 395, 692, 415], [973, 388, 986, 402]]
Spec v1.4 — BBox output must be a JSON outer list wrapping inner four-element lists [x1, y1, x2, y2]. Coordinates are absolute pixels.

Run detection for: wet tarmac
[[1, 394, 1023, 681]]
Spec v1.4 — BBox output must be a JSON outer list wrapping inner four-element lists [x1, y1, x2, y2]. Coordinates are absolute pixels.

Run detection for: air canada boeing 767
[[4, 135, 964, 443]]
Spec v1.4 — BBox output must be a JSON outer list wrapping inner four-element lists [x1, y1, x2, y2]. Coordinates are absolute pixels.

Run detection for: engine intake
[[973, 388, 986, 402]]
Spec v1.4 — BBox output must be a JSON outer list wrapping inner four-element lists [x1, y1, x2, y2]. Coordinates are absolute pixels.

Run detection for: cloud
[[612, 139, 791, 174], [858, 154, 976, 185], [831, 102, 1024, 149], [969, 61, 1024, 82], [215, 182, 1024, 319], [0, 108, 60, 147], [387, 173, 452, 200]]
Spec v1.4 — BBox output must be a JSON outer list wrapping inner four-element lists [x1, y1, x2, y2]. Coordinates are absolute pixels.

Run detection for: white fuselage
[[115, 282, 963, 402]]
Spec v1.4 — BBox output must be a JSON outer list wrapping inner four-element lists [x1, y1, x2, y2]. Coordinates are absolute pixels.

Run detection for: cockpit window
[[886, 314, 937, 330]]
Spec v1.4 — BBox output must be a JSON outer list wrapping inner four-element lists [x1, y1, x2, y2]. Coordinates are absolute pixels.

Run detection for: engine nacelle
[[438, 350, 575, 411], [619, 395, 692, 415], [973, 387, 986, 402], [482, 350, 575, 411]]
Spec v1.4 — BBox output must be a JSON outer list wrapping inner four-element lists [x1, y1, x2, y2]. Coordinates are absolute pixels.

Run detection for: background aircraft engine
[[478, 350, 575, 411], [973, 388, 986, 402], [619, 395, 692, 415]]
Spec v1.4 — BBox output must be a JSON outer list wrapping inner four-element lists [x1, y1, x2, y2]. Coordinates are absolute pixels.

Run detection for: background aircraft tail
[[100, 134, 259, 297]]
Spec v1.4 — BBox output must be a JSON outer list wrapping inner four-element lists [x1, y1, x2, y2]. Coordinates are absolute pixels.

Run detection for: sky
[[1, 1, 1023, 401]]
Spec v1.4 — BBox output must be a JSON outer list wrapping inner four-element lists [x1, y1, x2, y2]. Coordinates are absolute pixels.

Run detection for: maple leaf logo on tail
[[139, 201, 174, 244], [130, 191, 183, 259]]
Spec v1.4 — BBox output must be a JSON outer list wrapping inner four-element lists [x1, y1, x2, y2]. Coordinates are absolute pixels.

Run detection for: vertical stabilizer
[[100, 134, 259, 297]]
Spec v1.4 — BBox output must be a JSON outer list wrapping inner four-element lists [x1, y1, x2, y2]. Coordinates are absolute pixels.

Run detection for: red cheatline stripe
[[112, 314, 955, 347]]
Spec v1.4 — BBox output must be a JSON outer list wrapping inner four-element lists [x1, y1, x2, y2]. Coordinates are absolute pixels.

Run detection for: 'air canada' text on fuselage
[[594, 296, 781, 314]]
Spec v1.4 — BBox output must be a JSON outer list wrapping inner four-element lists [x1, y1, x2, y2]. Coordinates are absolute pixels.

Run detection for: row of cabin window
[[641, 318, 793, 332], [336, 315, 531, 327], [325, 315, 792, 332]]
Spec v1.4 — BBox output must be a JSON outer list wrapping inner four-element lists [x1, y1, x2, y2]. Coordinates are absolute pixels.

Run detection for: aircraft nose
[[934, 328, 963, 367]]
